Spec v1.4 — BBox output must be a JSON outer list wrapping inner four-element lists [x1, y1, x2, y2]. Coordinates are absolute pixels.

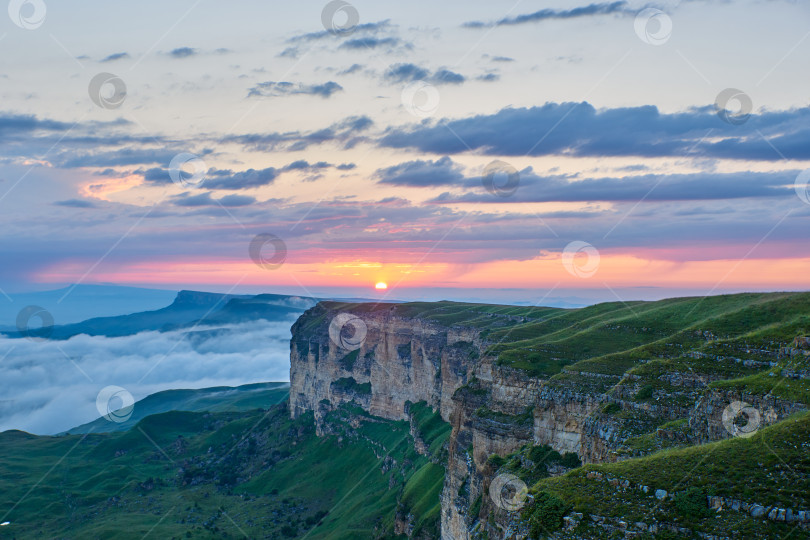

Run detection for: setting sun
[[375, 282, 388, 290]]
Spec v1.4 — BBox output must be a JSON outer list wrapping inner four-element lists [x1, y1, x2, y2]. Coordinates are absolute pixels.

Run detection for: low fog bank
[[0, 318, 296, 435]]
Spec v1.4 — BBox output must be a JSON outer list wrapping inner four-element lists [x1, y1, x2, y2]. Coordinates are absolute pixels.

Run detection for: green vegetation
[[529, 411, 810, 538], [331, 376, 372, 395], [522, 491, 571, 538], [66, 382, 291, 434], [0, 400, 447, 539], [339, 349, 359, 371], [408, 401, 452, 458]]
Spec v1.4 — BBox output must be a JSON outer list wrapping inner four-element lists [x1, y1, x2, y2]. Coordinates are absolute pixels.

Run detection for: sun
[[375, 282, 388, 290]]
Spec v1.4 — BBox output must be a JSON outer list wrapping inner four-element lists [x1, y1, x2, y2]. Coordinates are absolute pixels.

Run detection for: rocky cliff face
[[288, 301, 808, 540]]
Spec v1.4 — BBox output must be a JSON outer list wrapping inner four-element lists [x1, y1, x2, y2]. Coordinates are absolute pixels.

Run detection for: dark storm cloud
[[378, 102, 810, 161], [463, 2, 631, 28]]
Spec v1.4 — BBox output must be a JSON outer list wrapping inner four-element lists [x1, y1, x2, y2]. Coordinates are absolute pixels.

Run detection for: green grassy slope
[[66, 382, 292, 434], [523, 411, 810, 538], [0, 400, 450, 540]]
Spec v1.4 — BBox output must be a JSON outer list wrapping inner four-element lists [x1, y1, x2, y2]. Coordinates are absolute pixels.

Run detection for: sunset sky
[[1, 0, 809, 304]]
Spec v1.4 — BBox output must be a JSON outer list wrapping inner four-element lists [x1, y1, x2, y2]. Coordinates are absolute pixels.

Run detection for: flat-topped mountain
[[289, 293, 810, 538]]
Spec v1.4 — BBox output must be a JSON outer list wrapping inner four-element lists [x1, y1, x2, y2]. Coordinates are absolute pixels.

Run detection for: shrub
[[602, 402, 621, 415], [523, 491, 571, 539], [635, 385, 654, 401], [559, 452, 582, 468], [674, 487, 713, 519], [487, 454, 507, 468]]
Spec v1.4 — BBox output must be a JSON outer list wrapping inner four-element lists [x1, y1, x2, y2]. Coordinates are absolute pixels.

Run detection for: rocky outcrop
[[288, 303, 808, 540]]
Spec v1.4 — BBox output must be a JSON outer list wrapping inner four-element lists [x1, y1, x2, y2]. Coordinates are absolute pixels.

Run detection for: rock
[[642, 485, 649, 493], [767, 507, 778, 520], [655, 489, 667, 500], [750, 505, 766, 518]]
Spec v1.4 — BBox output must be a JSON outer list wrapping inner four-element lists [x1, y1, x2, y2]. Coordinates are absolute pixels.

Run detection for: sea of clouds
[[0, 318, 296, 435]]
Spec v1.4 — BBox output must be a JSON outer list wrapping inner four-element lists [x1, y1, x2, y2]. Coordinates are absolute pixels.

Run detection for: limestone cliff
[[288, 298, 809, 539]]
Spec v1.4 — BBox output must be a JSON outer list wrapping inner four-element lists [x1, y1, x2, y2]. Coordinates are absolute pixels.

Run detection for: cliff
[[289, 294, 810, 539]]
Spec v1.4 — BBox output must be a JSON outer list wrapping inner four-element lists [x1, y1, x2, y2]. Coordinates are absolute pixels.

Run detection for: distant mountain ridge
[[1, 290, 318, 340], [64, 382, 291, 435]]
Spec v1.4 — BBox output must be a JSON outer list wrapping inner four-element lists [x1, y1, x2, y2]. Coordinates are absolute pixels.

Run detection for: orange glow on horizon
[[33, 254, 810, 292]]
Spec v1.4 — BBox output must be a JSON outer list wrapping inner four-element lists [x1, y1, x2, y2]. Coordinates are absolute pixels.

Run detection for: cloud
[[169, 47, 198, 58], [476, 73, 500, 82], [339, 37, 410, 51], [197, 167, 280, 190], [54, 199, 98, 208], [173, 192, 257, 207], [427, 169, 799, 203], [100, 52, 130, 63], [288, 20, 393, 43], [337, 63, 364, 75], [375, 156, 465, 187], [0, 320, 295, 434], [463, 1, 631, 28], [247, 80, 343, 98], [384, 63, 465, 85], [223, 115, 373, 152], [378, 102, 810, 161]]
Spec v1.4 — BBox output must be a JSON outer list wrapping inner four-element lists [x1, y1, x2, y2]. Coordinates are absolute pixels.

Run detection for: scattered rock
[[655, 489, 667, 500]]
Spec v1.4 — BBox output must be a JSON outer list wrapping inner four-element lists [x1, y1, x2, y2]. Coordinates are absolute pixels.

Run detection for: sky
[[1, 0, 809, 304]]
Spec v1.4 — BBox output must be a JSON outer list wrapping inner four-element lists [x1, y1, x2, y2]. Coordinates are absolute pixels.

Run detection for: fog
[[0, 318, 296, 435]]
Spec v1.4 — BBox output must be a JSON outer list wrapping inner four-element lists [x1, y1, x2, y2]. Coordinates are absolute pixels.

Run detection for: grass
[[0, 402, 446, 539], [530, 411, 810, 537]]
